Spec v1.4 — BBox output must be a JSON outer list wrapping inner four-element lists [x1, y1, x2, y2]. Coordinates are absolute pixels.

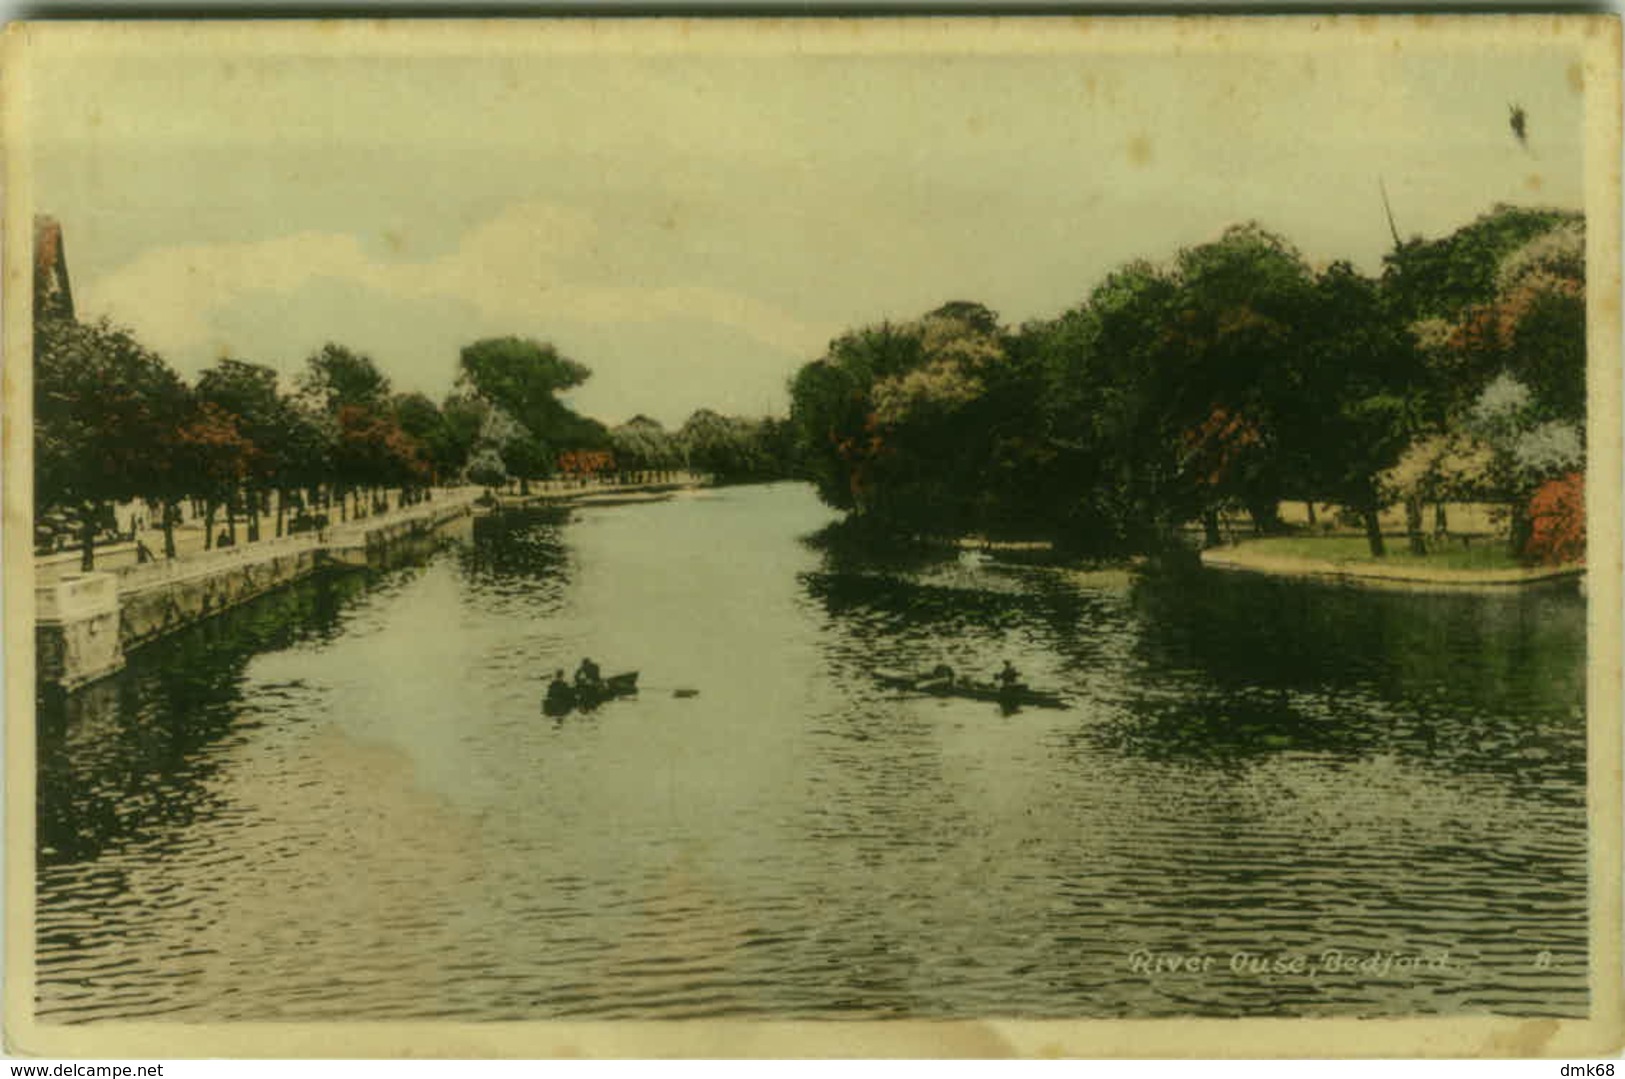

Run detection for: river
[[35, 482, 1588, 1021]]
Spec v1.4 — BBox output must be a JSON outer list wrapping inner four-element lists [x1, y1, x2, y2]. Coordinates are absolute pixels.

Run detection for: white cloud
[[81, 199, 832, 374]]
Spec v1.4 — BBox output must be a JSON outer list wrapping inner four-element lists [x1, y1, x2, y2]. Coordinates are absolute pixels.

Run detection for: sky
[[21, 20, 1592, 427]]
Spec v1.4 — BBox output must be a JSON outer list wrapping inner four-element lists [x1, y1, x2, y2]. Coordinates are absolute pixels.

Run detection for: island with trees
[[785, 204, 1586, 581]]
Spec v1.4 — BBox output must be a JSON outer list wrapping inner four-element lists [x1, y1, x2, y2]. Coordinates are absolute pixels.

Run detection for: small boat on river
[[875, 667, 1068, 710], [544, 671, 640, 716]]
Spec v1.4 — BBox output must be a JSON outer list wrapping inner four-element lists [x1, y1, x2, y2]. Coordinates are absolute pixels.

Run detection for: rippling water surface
[[37, 483, 1588, 1021]]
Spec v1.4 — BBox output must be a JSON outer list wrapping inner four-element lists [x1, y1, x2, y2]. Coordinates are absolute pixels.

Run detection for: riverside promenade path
[[34, 476, 712, 688], [36, 486, 486, 587], [35, 488, 484, 689], [35, 473, 708, 586]]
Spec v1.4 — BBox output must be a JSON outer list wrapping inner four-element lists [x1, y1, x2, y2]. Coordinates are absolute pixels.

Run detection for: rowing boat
[[874, 667, 1068, 709], [544, 670, 639, 715]]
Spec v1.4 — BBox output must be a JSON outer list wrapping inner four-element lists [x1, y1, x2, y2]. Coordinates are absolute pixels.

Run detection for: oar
[[628, 683, 702, 699]]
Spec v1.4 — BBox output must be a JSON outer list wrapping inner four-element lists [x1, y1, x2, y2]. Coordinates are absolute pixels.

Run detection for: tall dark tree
[[196, 357, 283, 542], [35, 316, 189, 569], [1157, 225, 1317, 534], [392, 392, 447, 491], [269, 398, 333, 535], [458, 336, 596, 491], [1382, 204, 1581, 324], [1293, 263, 1426, 556], [297, 344, 399, 517], [299, 343, 391, 415], [432, 392, 487, 482]]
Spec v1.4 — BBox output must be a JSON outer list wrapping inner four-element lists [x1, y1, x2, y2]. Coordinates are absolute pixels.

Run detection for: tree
[[788, 305, 1021, 531], [927, 299, 1001, 336], [789, 328, 894, 512], [268, 398, 333, 535], [465, 445, 508, 490], [1041, 261, 1184, 553], [1383, 204, 1582, 324], [610, 415, 683, 476], [173, 401, 254, 552], [197, 358, 284, 542], [300, 343, 391, 414], [1449, 220, 1586, 424], [1285, 262, 1426, 556], [392, 392, 448, 492], [1026, 229, 1323, 552], [1160, 224, 1318, 534], [1463, 372, 1584, 557], [424, 391, 486, 483], [1387, 209, 1585, 445], [332, 405, 428, 515], [677, 410, 792, 483], [458, 336, 596, 492], [1526, 472, 1584, 565], [35, 316, 189, 569], [1410, 217, 1587, 558], [296, 345, 410, 516], [1379, 431, 1497, 550]]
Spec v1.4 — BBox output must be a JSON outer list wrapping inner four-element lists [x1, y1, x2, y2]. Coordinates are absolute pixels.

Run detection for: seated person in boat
[[574, 657, 602, 692], [927, 662, 956, 688], [546, 670, 573, 705], [996, 660, 1022, 690]]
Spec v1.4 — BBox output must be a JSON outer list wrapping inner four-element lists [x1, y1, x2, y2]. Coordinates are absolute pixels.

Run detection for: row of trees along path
[[35, 323, 798, 573]]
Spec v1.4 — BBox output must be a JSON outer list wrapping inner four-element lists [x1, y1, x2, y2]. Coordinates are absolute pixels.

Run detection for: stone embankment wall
[[35, 573, 124, 690], [325, 501, 475, 570], [119, 547, 323, 653], [36, 494, 479, 690]]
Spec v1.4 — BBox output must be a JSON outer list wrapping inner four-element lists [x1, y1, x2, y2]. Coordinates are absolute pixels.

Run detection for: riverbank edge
[[1201, 543, 1585, 592], [34, 495, 483, 691], [479, 475, 708, 514], [35, 478, 720, 690]]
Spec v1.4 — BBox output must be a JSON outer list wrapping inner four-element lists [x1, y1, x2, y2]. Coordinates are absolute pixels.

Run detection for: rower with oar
[[544, 669, 574, 715], [996, 659, 1024, 692], [575, 656, 603, 694]]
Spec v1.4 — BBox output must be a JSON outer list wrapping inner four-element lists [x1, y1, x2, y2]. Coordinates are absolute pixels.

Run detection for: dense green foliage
[[35, 202, 1583, 569], [789, 206, 1586, 560], [35, 321, 798, 566]]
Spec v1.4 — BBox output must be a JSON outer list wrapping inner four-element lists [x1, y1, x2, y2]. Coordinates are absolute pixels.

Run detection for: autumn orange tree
[[1527, 471, 1584, 565], [299, 344, 431, 520], [333, 404, 430, 514], [173, 401, 255, 551]]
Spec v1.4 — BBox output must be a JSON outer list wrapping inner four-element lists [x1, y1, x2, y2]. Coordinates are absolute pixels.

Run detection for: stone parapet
[[34, 490, 483, 690], [34, 573, 125, 690]]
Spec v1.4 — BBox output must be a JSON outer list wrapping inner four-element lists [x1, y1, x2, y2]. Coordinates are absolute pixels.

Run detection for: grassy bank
[[1239, 535, 1525, 572], [1201, 532, 1583, 589]]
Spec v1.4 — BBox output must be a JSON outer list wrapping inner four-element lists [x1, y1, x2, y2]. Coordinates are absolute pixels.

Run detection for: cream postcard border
[[2, 15, 1619, 1059]]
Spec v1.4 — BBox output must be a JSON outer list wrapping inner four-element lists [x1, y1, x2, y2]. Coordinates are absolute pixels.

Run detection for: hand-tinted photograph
[[5, 17, 1619, 1059]]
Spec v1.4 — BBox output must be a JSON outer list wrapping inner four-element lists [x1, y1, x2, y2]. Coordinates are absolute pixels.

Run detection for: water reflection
[[458, 506, 573, 584], [795, 525, 1586, 1018], [35, 484, 1589, 1022], [1120, 570, 1585, 793], [37, 573, 371, 867]]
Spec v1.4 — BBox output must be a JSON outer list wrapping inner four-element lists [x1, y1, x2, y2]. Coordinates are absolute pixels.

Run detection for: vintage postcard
[[2, 16, 1620, 1059]]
